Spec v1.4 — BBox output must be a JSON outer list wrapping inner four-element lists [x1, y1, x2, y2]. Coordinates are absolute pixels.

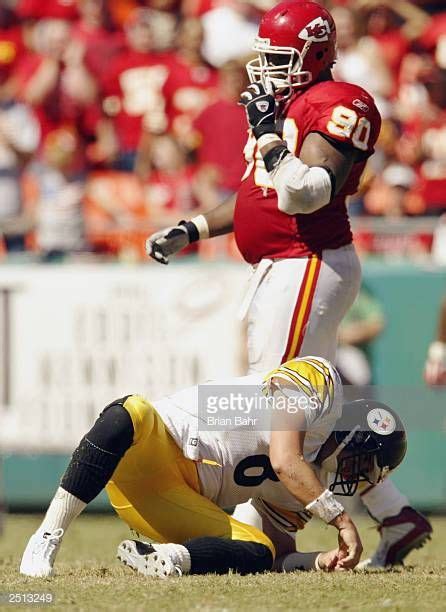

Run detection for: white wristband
[[257, 133, 282, 149], [305, 489, 344, 524], [190, 214, 210, 240]]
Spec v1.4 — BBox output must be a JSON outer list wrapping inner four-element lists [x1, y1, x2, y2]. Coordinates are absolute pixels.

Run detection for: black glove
[[239, 83, 277, 139], [146, 221, 198, 264]]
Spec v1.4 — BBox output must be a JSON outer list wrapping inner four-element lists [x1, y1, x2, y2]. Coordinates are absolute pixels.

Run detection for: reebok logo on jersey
[[353, 98, 369, 113], [299, 17, 331, 42]]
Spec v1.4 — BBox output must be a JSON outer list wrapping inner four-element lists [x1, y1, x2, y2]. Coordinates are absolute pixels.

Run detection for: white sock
[[40, 487, 86, 534], [360, 479, 409, 523], [153, 543, 191, 574]]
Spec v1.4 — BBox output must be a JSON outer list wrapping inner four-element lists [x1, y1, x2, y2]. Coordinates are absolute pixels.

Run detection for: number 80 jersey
[[234, 80, 381, 264]]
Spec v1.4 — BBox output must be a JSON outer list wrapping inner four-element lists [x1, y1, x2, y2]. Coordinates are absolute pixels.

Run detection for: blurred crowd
[[0, 0, 445, 261]]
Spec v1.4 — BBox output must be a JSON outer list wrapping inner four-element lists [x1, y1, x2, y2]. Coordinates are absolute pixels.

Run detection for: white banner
[[0, 263, 249, 451]]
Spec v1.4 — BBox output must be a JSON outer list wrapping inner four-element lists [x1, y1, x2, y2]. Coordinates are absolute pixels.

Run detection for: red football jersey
[[163, 55, 218, 137], [234, 80, 381, 264], [101, 50, 172, 151]]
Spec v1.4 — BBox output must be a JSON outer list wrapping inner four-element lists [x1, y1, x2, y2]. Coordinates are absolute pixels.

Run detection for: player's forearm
[[271, 453, 326, 507], [145, 192, 236, 263], [202, 192, 236, 237]]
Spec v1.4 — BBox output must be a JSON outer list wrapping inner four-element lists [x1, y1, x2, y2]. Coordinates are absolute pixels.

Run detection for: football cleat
[[357, 507, 432, 569], [117, 540, 182, 578], [20, 528, 64, 577]]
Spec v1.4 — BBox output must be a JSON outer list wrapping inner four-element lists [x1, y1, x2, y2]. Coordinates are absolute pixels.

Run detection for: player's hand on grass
[[239, 83, 277, 139], [330, 512, 363, 570], [145, 224, 190, 265], [316, 549, 341, 572]]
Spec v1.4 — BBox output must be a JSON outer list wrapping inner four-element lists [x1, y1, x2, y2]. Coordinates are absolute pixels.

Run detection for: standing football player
[[145, 0, 431, 567]]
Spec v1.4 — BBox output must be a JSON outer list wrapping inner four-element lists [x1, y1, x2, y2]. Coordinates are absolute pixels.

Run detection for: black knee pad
[[90, 396, 135, 455], [60, 396, 135, 503]]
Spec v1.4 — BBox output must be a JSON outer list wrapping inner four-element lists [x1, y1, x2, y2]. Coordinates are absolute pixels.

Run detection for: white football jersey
[[153, 356, 342, 534]]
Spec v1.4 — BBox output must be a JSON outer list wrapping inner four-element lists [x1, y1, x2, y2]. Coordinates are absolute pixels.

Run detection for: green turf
[[1, 514, 446, 611]]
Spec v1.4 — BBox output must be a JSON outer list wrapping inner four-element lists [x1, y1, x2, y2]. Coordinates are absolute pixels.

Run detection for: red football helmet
[[247, 0, 336, 96]]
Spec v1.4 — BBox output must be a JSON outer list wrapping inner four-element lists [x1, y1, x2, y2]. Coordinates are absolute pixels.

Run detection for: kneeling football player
[[20, 356, 407, 578]]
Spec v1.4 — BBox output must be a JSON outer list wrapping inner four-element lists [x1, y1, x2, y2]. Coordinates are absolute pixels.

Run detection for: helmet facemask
[[322, 428, 389, 497], [246, 36, 313, 98]]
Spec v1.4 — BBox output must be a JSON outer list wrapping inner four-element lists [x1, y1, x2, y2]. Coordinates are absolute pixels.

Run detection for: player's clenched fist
[[145, 217, 208, 264], [145, 224, 190, 265], [239, 83, 277, 139]]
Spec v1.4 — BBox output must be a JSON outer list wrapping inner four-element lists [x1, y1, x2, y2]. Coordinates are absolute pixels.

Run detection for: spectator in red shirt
[[14, 17, 100, 148], [101, 8, 171, 171], [397, 66, 446, 214], [71, 0, 126, 80], [192, 60, 250, 208], [163, 17, 218, 143], [145, 134, 201, 226]]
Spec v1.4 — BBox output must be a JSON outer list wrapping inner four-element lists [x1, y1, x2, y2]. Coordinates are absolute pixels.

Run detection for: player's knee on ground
[[60, 397, 135, 503], [184, 538, 274, 575]]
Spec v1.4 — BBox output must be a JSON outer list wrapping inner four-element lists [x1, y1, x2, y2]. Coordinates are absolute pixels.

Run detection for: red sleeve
[[295, 81, 381, 158]]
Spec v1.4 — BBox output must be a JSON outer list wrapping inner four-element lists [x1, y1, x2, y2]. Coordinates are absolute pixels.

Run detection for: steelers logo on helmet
[[366, 408, 396, 436]]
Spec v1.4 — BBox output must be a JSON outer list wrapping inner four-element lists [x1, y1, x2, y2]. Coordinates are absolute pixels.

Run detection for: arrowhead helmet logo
[[298, 17, 331, 42], [256, 100, 270, 112]]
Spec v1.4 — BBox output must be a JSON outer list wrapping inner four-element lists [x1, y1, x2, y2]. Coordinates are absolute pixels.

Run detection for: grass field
[[2, 513, 446, 611]]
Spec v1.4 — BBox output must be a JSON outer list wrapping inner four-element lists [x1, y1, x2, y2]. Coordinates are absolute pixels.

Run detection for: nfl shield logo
[[256, 101, 270, 112]]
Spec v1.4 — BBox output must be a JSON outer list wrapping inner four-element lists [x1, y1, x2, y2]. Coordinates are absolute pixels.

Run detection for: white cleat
[[117, 540, 181, 578], [20, 528, 64, 577]]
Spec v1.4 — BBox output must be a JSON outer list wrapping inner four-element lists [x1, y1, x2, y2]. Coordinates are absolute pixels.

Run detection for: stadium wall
[[0, 261, 445, 511]]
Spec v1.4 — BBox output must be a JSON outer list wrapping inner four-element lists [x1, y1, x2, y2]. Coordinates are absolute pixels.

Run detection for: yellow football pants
[[105, 395, 275, 556]]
